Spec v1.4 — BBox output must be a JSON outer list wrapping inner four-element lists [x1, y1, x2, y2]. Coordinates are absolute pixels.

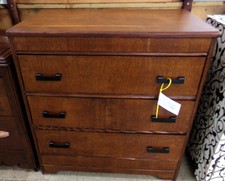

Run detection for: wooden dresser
[[0, 36, 36, 168], [6, 9, 219, 180]]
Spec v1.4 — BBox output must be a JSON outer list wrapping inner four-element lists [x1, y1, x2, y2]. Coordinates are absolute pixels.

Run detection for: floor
[[0, 155, 196, 181]]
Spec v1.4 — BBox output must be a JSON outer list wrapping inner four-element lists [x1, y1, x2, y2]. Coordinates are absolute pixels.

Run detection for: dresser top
[[7, 9, 219, 38]]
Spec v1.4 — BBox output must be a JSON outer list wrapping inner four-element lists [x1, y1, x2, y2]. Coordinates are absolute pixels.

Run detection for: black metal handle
[[48, 141, 70, 148], [151, 116, 176, 123], [35, 73, 62, 81], [156, 76, 185, 84], [147, 146, 170, 154], [42, 111, 66, 119]]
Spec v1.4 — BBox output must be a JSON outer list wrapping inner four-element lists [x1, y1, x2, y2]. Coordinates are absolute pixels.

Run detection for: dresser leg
[[33, 166, 40, 172], [156, 172, 175, 180], [42, 165, 58, 174]]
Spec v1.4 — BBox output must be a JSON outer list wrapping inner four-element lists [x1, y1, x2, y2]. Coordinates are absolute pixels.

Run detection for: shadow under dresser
[[6, 9, 219, 180]]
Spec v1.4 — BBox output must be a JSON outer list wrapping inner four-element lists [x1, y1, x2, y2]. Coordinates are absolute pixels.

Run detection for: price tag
[[158, 92, 181, 115]]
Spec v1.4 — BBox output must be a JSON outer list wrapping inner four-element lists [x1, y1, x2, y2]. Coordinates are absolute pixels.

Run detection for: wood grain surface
[[18, 55, 205, 96], [6, 9, 219, 37], [16, 0, 182, 4], [0, 37, 37, 168], [28, 96, 195, 133], [7, 8, 219, 179], [35, 130, 185, 161]]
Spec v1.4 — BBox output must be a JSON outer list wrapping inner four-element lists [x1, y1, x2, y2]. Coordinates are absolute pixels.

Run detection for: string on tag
[[155, 78, 172, 118]]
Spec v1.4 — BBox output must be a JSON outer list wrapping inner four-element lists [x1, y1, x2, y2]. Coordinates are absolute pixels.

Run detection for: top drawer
[[18, 55, 205, 96], [13, 37, 211, 53]]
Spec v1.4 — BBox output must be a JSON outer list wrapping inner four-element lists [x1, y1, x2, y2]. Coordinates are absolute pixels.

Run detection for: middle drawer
[[18, 55, 205, 96], [28, 96, 195, 133]]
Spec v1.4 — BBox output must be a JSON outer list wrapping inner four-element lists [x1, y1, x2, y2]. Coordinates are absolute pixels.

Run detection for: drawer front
[[0, 150, 27, 165], [28, 96, 195, 133], [41, 155, 178, 174], [35, 130, 185, 161], [0, 79, 12, 116], [13, 37, 211, 53], [19, 55, 205, 96], [0, 117, 23, 150]]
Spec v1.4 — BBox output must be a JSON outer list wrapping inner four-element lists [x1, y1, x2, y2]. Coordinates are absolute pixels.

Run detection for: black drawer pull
[[151, 116, 176, 123], [147, 146, 170, 154], [49, 141, 70, 148], [42, 111, 66, 119], [157, 76, 185, 84], [35, 73, 62, 81]]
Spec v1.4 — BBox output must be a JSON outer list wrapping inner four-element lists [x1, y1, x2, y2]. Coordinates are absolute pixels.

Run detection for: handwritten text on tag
[[158, 92, 181, 115]]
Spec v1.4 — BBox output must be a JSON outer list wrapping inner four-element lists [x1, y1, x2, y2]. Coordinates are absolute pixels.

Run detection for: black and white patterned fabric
[[188, 15, 225, 181]]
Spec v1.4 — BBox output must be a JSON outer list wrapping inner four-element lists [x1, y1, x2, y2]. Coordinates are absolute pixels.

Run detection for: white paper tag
[[158, 92, 181, 115]]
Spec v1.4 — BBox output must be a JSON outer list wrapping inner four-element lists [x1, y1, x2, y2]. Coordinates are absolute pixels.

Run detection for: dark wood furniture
[[7, 9, 219, 180], [6, 0, 21, 25], [0, 36, 36, 168]]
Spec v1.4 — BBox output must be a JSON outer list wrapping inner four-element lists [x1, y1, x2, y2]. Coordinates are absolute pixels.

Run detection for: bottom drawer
[[0, 150, 27, 166], [41, 154, 177, 179], [35, 130, 185, 161]]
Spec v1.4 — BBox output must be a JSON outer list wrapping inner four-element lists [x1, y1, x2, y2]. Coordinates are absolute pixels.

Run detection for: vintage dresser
[[6, 9, 219, 179], [0, 36, 36, 168]]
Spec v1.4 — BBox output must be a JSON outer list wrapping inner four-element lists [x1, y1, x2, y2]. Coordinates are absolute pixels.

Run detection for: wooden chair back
[[6, 0, 20, 25], [1, 0, 193, 27]]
